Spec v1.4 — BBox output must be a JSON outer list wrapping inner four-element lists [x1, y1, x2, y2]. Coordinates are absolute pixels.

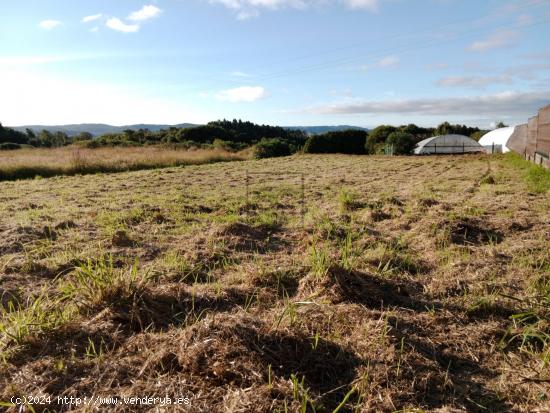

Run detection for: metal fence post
[[245, 170, 249, 207], [301, 173, 305, 228]]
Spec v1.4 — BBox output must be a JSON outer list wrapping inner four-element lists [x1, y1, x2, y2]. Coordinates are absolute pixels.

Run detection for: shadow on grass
[[387, 316, 514, 413]]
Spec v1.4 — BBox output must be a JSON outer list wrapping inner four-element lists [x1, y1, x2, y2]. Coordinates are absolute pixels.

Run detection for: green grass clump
[[505, 152, 550, 193], [0, 292, 73, 355], [59, 256, 150, 310], [338, 189, 362, 213]]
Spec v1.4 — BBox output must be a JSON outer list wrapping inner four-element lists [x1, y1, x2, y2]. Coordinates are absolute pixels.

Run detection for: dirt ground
[[0, 154, 549, 412]]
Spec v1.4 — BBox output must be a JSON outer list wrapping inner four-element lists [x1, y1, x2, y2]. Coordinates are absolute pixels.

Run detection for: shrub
[[470, 130, 486, 141], [254, 138, 292, 159], [386, 131, 416, 155], [365, 125, 396, 154], [303, 130, 366, 154], [0, 142, 22, 150], [213, 139, 246, 152], [212, 139, 232, 151]]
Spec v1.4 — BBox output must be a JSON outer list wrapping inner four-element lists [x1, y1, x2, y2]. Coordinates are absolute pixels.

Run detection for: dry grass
[[0, 153, 549, 412], [0, 145, 246, 181]]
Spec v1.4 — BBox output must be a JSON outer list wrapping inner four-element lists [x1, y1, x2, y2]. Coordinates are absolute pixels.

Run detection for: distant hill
[[284, 125, 369, 135], [10, 123, 368, 137], [11, 123, 200, 137]]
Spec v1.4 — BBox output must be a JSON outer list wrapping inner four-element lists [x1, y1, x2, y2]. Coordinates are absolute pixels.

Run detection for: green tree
[[365, 125, 396, 154], [386, 131, 416, 155], [303, 130, 366, 154], [254, 138, 291, 159], [435, 122, 480, 137], [38, 130, 54, 147], [75, 132, 93, 141], [470, 130, 488, 141], [0, 123, 28, 145]]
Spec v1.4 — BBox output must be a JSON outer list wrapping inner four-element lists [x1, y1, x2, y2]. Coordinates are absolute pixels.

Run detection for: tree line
[[1, 119, 492, 157], [302, 122, 489, 155], [0, 120, 306, 152]]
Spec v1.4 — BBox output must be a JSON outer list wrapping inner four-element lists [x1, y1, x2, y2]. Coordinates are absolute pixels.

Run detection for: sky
[[1, 0, 550, 128]]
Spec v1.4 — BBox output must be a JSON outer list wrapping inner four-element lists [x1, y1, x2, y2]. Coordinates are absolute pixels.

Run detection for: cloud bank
[[436, 75, 513, 88], [310, 90, 549, 117]]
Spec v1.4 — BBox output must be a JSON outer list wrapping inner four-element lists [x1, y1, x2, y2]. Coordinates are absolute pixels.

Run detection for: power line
[[252, 14, 550, 80]]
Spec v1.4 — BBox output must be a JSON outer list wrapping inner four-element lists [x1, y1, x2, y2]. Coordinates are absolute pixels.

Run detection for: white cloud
[[210, 0, 380, 19], [517, 13, 533, 26], [39, 20, 62, 30], [216, 86, 268, 102], [436, 75, 512, 88], [359, 55, 400, 71], [309, 90, 549, 117], [468, 30, 519, 52], [427, 62, 450, 70], [237, 9, 261, 19], [377, 55, 399, 68], [128, 5, 162, 21], [343, 0, 378, 11], [106, 18, 140, 33], [230, 71, 252, 77], [90, 27, 100, 33], [82, 13, 103, 23]]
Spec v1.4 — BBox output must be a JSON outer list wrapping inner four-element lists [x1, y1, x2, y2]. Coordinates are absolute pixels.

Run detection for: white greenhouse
[[478, 126, 515, 153], [414, 134, 484, 155]]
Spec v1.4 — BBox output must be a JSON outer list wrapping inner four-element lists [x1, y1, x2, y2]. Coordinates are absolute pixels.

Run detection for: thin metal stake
[[301, 173, 305, 228], [245, 170, 249, 217]]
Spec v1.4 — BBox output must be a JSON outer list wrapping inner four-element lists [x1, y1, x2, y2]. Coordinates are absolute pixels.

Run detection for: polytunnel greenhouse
[[479, 126, 515, 153], [414, 134, 484, 155]]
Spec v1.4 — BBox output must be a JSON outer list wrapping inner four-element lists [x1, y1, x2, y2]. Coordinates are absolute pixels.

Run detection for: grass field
[[0, 153, 549, 412], [0, 146, 246, 181]]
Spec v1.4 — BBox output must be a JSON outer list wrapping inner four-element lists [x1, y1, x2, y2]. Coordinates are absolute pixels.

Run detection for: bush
[[0, 142, 22, 150], [303, 130, 367, 154], [254, 138, 292, 159], [365, 125, 396, 154], [386, 131, 416, 155], [470, 130, 486, 141]]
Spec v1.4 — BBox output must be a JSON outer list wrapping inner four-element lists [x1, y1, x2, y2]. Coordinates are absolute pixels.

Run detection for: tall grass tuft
[[0, 146, 246, 181], [59, 255, 150, 310]]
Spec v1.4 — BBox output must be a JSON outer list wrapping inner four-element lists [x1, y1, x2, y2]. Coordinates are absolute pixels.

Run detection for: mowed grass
[[0, 153, 549, 412], [0, 145, 247, 181]]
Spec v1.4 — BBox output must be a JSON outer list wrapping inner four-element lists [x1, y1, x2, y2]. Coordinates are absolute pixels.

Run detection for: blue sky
[[1, 0, 550, 127]]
